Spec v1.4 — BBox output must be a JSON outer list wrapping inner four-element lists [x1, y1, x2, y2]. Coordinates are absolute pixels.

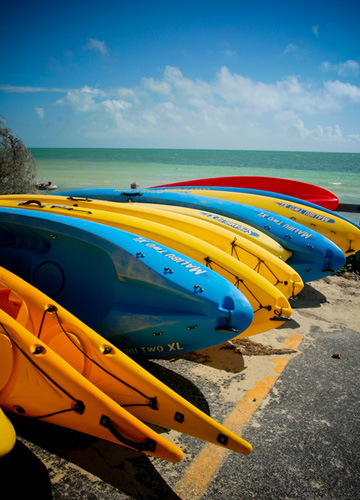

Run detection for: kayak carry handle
[[215, 309, 239, 333], [67, 196, 93, 202], [270, 308, 291, 321], [270, 315, 291, 322], [120, 191, 143, 197], [99, 415, 157, 453], [18, 200, 45, 207], [215, 325, 239, 333]]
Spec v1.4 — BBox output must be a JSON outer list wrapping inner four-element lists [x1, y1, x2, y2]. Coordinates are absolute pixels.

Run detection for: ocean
[[30, 148, 360, 222]]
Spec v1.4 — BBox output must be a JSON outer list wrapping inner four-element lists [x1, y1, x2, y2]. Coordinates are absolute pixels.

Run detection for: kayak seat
[[0, 287, 29, 327]]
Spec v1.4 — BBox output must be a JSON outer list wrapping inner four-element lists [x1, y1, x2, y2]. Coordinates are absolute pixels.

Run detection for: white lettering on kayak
[[275, 202, 335, 223], [199, 212, 260, 237], [257, 212, 313, 239], [133, 237, 207, 275], [123, 342, 185, 355]]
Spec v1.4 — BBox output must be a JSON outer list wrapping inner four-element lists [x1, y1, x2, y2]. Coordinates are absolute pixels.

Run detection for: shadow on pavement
[[7, 413, 182, 500], [0, 438, 53, 499]]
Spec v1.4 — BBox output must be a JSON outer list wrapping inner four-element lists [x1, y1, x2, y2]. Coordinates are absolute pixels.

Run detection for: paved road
[[2, 279, 359, 500], [202, 327, 360, 500]]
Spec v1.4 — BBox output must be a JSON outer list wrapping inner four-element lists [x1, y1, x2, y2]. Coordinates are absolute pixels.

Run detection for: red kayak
[[153, 176, 339, 210]]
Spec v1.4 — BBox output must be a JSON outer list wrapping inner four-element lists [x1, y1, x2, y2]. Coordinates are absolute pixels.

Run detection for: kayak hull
[[152, 175, 339, 210], [0, 195, 302, 300]]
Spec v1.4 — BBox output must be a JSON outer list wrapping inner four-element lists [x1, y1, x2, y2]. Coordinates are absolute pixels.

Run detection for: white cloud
[[49, 66, 360, 149], [292, 119, 344, 142], [143, 77, 172, 95], [213, 67, 346, 115], [163, 66, 213, 101], [101, 99, 132, 113], [324, 80, 360, 103], [0, 84, 65, 93], [215, 67, 281, 110], [4, 68, 360, 120], [55, 86, 106, 113], [141, 109, 158, 125], [84, 38, 109, 55], [35, 107, 45, 119], [321, 60, 360, 77], [284, 43, 298, 54], [312, 25, 319, 37], [4, 65, 359, 150]]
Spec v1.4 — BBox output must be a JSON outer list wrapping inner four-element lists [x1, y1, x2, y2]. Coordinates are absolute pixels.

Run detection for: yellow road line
[[174, 333, 303, 500]]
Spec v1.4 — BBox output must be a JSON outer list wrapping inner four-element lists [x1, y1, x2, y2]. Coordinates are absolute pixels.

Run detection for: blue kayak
[[57, 188, 346, 282], [0, 207, 254, 357]]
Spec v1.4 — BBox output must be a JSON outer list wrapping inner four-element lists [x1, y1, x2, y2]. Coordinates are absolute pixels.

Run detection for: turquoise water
[[31, 148, 360, 210]]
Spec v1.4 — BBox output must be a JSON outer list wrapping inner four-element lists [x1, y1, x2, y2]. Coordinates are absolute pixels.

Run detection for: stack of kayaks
[[53, 186, 356, 282], [0, 266, 252, 459], [0, 196, 301, 339], [0, 205, 255, 356], [150, 185, 358, 255], [0, 175, 358, 460]]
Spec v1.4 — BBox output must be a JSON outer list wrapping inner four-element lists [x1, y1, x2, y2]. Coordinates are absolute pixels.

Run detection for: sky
[[1, 0, 360, 152]]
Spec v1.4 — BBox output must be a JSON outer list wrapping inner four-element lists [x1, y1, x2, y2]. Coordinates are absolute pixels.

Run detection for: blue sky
[[1, 0, 359, 152]]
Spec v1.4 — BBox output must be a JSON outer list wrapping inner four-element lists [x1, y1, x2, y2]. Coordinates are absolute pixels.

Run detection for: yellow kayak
[[165, 188, 360, 256], [0, 408, 16, 457], [148, 203, 292, 261], [0, 197, 292, 337], [0, 194, 291, 261], [0, 267, 252, 455]]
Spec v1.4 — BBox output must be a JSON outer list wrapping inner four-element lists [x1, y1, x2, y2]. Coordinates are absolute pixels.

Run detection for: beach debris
[[222, 338, 298, 356], [332, 353, 342, 359]]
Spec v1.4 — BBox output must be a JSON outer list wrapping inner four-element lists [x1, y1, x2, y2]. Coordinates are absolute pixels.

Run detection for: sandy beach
[[1, 271, 359, 499]]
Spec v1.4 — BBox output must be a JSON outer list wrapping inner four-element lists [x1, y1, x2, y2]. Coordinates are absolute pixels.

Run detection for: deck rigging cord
[[0, 318, 158, 453], [230, 237, 285, 288], [0, 320, 85, 419], [37, 305, 158, 410]]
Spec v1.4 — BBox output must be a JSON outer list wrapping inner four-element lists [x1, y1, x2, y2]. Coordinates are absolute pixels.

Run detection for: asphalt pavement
[[202, 327, 360, 500]]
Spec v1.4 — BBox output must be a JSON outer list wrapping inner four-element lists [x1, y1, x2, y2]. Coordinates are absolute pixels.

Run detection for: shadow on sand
[[290, 283, 327, 309]]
